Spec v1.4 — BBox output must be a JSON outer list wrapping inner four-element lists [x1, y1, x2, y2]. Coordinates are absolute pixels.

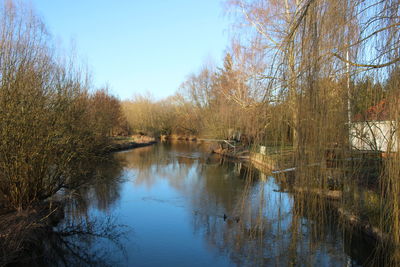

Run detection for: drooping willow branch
[[333, 53, 400, 69]]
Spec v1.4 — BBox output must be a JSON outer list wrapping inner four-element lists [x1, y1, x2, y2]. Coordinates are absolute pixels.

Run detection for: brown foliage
[[0, 1, 126, 211]]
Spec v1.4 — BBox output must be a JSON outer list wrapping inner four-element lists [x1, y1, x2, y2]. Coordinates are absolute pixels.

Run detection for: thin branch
[[333, 53, 400, 69]]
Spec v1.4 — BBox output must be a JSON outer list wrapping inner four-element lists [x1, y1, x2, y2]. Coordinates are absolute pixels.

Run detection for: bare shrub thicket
[[122, 53, 268, 140], [122, 94, 178, 136], [0, 1, 125, 211]]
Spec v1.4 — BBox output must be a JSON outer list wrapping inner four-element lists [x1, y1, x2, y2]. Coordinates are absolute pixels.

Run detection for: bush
[[0, 2, 125, 211]]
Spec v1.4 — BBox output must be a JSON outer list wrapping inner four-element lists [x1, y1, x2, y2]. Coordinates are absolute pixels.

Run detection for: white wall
[[350, 121, 398, 152]]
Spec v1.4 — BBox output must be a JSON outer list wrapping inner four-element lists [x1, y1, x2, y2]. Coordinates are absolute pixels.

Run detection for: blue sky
[[29, 0, 231, 100]]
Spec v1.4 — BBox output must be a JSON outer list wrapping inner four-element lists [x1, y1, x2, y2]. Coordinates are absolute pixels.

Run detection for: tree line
[[122, 53, 268, 141]]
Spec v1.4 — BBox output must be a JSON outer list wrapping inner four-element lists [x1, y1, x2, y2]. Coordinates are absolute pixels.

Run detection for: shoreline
[[0, 201, 64, 265], [107, 140, 157, 153], [248, 151, 389, 247], [160, 134, 197, 141], [0, 140, 156, 265], [209, 146, 390, 247]]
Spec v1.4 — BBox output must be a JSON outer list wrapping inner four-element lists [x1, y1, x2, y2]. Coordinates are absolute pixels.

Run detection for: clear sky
[[28, 0, 230, 100]]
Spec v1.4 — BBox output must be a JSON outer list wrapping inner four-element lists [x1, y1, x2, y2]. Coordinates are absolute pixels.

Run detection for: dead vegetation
[[0, 1, 127, 264], [0, 1, 126, 212]]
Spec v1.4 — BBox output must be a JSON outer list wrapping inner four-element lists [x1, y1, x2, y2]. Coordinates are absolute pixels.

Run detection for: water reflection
[[38, 214, 127, 267], [63, 156, 125, 217], [58, 157, 127, 266], [24, 142, 379, 266], [108, 142, 373, 266], [7, 157, 128, 267]]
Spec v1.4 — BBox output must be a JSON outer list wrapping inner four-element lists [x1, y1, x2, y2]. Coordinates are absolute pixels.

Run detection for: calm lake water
[[58, 142, 374, 266]]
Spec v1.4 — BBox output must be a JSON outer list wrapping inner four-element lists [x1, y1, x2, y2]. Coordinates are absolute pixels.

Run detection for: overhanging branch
[[333, 53, 400, 69]]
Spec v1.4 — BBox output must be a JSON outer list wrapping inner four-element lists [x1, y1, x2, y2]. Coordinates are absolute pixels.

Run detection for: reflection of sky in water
[[67, 142, 366, 266]]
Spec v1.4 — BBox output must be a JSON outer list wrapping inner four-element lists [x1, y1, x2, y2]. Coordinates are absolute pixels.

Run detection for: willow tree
[[228, 0, 400, 265], [227, 0, 308, 147]]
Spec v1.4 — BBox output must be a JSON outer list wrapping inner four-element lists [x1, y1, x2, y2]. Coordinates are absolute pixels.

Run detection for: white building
[[350, 100, 398, 152], [351, 120, 397, 152]]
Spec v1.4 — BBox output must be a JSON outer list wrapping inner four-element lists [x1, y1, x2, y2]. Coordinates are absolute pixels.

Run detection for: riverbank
[[107, 135, 157, 153], [0, 138, 156, 266], [107, 140, 157, 153], [0, 201, 64, 265], [212, 145, 389, 249], [249, 150, 390, 248], [160, 134, 197, 141], [211, 147, 249, 159]]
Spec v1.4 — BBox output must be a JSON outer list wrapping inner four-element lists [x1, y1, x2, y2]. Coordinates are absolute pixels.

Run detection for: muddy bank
[[211, 147, 250, 159], [106, 135, 157, 153], [160, 134, 197, 141], [0, 201, 64, 265], [107, 140, 157, 153], [232, 149, 389, 248]]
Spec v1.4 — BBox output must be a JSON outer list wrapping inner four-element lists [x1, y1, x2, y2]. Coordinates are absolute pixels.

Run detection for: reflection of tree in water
[[58, 156, 128, 266], [120, 142, 208, 189], [64, 155, 125, 216], [13, 214, 129, 267], [188, 162, 371, 266], [4, 156, 128, 266], [106, 142, 378, 266], [188, 162, 267, 266]]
